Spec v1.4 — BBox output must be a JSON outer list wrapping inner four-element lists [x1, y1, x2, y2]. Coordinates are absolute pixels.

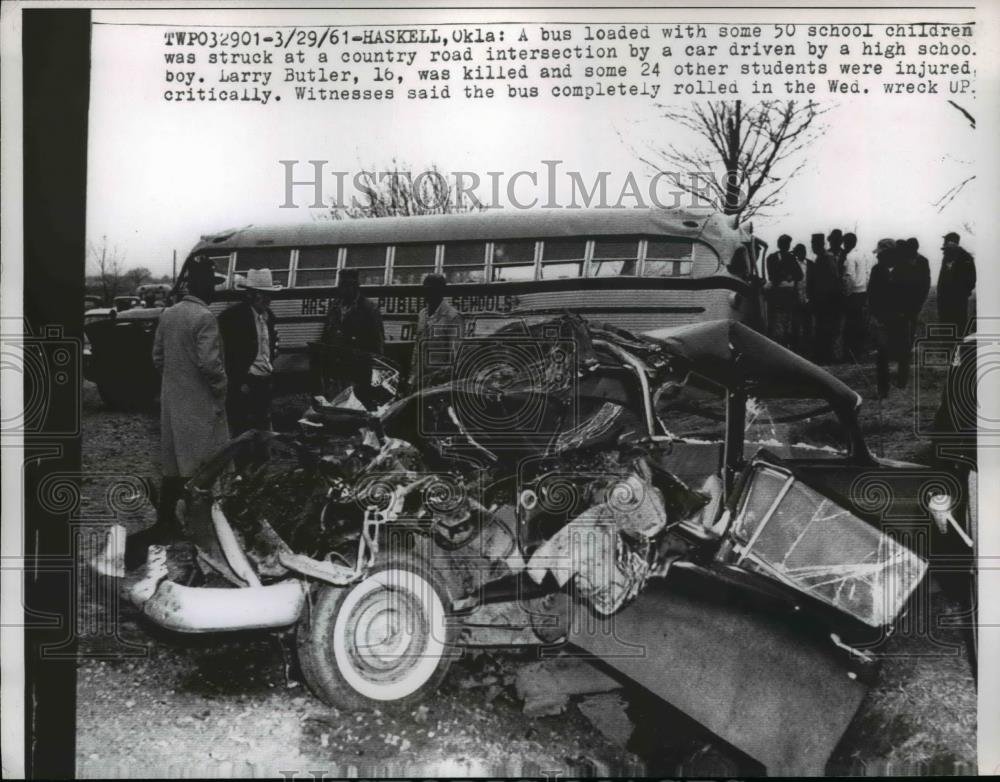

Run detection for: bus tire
[[297, 556, 456, 712]]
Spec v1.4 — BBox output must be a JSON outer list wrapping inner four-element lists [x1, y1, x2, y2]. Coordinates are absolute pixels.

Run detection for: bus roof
[[191, 208, 750, 255]]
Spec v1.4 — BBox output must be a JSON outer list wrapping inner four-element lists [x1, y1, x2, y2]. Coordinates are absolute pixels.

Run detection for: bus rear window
[[540, 239, 586, 279], [296, 246, 339, 287], [591, 239, 639, 278], [392, 244, 437, 284], [443, 241, 486, 283], [235, 247, 291, 287], [344, 245, 388, 285], [492, 240, 536, 282], [645, 239, 694, 277]]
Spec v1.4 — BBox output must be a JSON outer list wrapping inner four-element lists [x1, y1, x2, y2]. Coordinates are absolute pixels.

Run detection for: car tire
[[297, 556, 456, 712]]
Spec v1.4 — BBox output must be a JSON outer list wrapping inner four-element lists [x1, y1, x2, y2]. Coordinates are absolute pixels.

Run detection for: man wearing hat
[[218, 268, 280, 436], [937, 232, 977, 339]]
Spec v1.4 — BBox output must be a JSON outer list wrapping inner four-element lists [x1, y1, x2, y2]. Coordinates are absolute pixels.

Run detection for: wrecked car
[[95, 316, 972, 775]]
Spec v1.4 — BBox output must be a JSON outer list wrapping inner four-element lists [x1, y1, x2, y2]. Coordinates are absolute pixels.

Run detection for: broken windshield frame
[[744, 398, 853, 461]]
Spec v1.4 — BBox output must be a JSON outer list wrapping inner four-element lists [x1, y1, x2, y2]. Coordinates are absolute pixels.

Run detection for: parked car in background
[[113, 295, 142, 312], [93, 316, 967, 775], [83, 305, 116, 381], [85, 270, 227, 409]]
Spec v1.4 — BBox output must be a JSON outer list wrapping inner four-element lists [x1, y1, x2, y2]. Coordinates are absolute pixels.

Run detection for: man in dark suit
[[868, 238, 907, 399], [218, 268, 280, 435], [319, 268, 385, 407], [937, 231, 977, 340], [808, 232, 843, 363], [764, 234, 803, 348]]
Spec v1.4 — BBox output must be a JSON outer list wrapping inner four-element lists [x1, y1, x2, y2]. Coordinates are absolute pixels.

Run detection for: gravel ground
[[74, 370, 977, 777]]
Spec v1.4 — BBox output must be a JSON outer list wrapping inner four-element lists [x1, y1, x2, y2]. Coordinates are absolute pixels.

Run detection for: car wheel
[[297, 557, 455, 711]]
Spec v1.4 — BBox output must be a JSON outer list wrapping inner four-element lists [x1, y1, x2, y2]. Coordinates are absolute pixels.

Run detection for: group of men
[[764, 229, 976, 397], [122, 263, 462, 568], [316, 269, 464, 403]]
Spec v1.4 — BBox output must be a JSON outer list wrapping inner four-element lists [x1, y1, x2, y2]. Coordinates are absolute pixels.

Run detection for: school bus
[[85, 207, 764, 406]]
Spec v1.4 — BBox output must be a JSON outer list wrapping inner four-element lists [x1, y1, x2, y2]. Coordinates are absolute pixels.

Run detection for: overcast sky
[[87, 8, 981, 278]]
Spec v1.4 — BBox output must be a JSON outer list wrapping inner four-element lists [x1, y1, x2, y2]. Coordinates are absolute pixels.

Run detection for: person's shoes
[[123, 522, 175, 571], [123, 476, 188, 570], [89, 524, 127, 578], [877, 383, 890, 400]]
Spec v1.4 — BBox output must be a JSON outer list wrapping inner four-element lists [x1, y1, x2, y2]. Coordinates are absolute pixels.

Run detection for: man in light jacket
[[409, 274, 463, 391], [125, 258, 229, 568]]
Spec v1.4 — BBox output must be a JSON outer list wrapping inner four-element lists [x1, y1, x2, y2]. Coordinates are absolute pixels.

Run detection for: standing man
[[218, 268, 280, 436], [808, 232, 843, 363], [891, 238, 931, 389], [320, 268, 385, 406], [828, 229, 846, 274], [792, 243, 811, 354], [126, 258, 229, 568], [841, 232, 871, 360], [868, 239, 906, 399], [937, 231, 977, 339], [765, 234, 803, 348], [409, 274, 464, 391]]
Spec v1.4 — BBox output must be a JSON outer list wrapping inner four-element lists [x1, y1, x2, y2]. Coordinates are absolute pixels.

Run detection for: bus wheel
[[297, 557, 455, 712]]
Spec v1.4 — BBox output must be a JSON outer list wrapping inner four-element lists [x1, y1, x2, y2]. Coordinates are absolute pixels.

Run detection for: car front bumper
[[127, 545, 308, 633]]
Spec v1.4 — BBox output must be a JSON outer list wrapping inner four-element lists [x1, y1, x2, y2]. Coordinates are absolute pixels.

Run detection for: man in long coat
[[937, 231, 977, 339], [125, 259, 229, 568]]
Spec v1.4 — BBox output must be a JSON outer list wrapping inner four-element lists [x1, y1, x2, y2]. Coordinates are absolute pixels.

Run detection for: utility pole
[[172, 249, 177, 283]]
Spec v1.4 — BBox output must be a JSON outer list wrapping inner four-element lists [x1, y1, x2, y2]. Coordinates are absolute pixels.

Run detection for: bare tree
[[933, 101, 976, 213], [87, 236, 125, 304], [122, 266, 153, 292], [328, 160, 484, 219], [638, 100, 827, 223]]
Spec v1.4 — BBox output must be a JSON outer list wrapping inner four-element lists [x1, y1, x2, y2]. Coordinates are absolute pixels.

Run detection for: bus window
[[540, 239, 586, 279], [207, 255, 232, 287], [392, 244, 437, 284], [492, 240, 536, 282], [234, 247, 291, 287], [344, 245, 388, 286], [591, 238, 639, 278], [296, 246, 340, 287], [645, 239, 694, 278], [443, 241, 486, 283]]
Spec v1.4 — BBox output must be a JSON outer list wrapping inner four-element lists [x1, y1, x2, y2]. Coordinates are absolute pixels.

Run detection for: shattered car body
[[108, 316, 963, 775]]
